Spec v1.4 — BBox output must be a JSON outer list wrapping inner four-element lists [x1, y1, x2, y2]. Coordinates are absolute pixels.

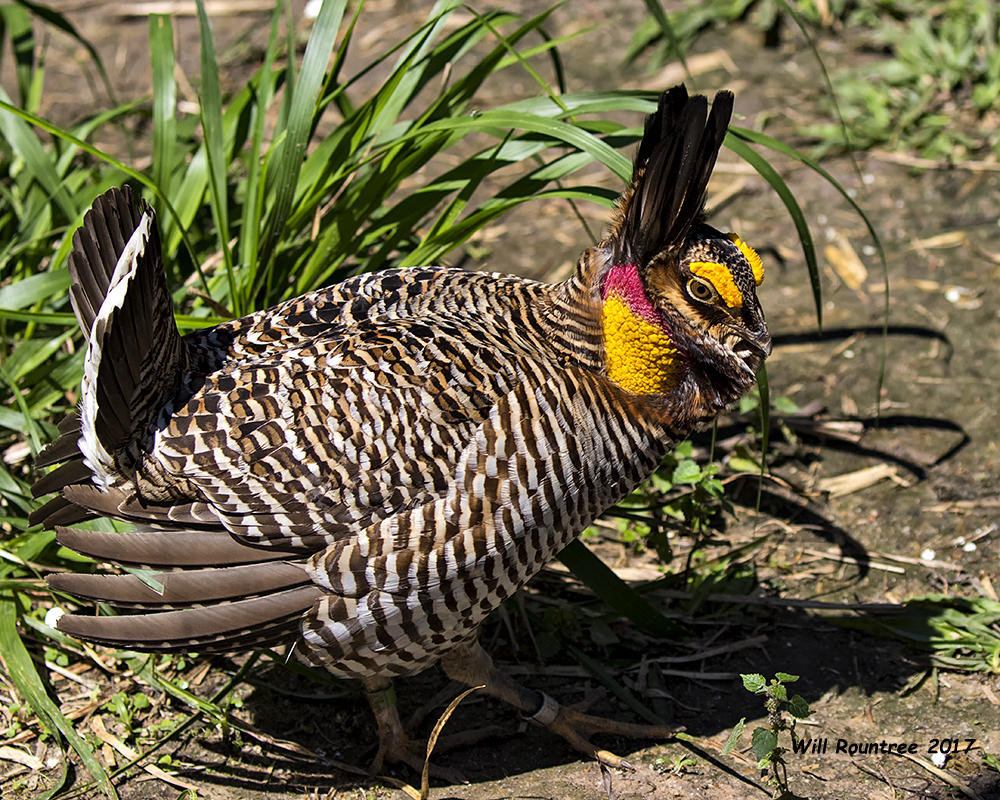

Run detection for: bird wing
[[297, 360, 666, 675], [75, 315, 535, 550]]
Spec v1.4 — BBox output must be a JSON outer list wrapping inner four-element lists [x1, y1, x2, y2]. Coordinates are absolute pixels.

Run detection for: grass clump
[[835, 594, 1000, 674], [803, 0, 1000, 159]]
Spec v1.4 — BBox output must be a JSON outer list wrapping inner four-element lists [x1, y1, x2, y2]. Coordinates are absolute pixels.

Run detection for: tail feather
[[37, 482, 239, 533], [54, 526, 293, 567], [35, 415, 82, 469], [34, 186, 322, 658], [79, 191, 184, 486], [68, 187, 146, 338], [31, 460, 92, 499], [32, 185, 186, 506], [34, 433, 82, 470], [52, 585, 324, 653], [29, 496, 94, 527], [47, 561, 311, 607]]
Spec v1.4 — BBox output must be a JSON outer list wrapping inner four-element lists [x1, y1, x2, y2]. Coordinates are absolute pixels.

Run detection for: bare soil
[[4, 1, 1000, 799]]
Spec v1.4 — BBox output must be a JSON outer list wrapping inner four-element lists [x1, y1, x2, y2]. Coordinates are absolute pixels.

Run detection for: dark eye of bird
[[687, 277, 715, 302]]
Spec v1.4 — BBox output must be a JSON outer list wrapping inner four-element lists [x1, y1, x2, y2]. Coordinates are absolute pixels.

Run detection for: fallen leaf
[[911, 230, 967, 249], [817, 464, 897, 497], [825, 236, 868, 290]]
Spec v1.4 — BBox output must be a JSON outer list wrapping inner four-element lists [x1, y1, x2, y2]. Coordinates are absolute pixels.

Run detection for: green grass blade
[[410, 10, 560, 130], [495, 25, 602, 76], [724, 129, 821, 330], [0, 98, 201, 288], [194, 0, 235, 313], [0, 364, 44, 450], [238, 1, 282, 277], [0, 268, 70, 309], [530, 19, 568, 94], [399, 187, 614, 269], [730, 124, 889, 412], [160, 145, 208, 262], [0, 593, 118, 798], [568, 644, 668, 725], [371, 0, 462, 129], [638, 0, 690, 82], [499, 91, 657, 117], [0, 85, 77, 222], [4, 329, 72, 382], [52, 100, 144, 185], [773, 0, 863, 185], [149, 14, 176, 204], [418, 110, 632, 178], [278, 0, 296, 132], [1, 4, 34, 109], [557, 539, 683, 638], [257, 0, 347, 277], [756, 362, 770, 460], [466, 7, 568, 113], [36, 759, 70, 800], [323, 0, 362, 119], [0, 309, 75, 325], [754, 362, 770, 522]]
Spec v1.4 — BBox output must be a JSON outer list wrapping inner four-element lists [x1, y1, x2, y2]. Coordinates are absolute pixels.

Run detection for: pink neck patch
[[601, 263, 670, 332]]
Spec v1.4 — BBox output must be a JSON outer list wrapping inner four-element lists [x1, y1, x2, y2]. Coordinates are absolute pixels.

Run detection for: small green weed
[[606, 440, 732, 566], [722, 672, 813, 799], [654, 752, 699, 775], [102, 691, 151, 740]]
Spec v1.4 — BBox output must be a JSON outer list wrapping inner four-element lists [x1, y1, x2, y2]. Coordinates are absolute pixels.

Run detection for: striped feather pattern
[[35, 86, 769, 676]]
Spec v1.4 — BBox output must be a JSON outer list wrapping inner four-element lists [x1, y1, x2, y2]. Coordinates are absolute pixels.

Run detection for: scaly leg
[[440, 640, 680, 769], [363, 675, 493, 782], [364, 675, 421, 775]]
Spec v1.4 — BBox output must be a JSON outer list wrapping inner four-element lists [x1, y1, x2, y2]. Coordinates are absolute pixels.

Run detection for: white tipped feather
[[79, 213, 153, 488]]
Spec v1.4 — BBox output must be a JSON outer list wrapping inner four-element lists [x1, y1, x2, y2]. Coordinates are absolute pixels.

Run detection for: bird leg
[[440, 640, 680, 770], [363, 676, 480, 783], [364, 676, 417, 775]]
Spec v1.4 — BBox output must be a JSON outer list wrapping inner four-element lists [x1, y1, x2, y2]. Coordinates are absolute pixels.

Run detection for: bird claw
[[371, 736, 468, 785], [595, 750, 635, 771], [538, 692, 682, 768], [367, 678, 488, 784]]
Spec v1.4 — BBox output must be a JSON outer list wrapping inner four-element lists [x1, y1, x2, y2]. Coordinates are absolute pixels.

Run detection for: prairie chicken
[[33, 85, 770, 772]]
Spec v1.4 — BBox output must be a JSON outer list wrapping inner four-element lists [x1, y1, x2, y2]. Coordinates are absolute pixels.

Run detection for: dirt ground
[[4, 1, 1000, 799]]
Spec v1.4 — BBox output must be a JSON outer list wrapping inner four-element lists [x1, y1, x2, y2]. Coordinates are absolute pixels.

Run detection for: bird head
[[596, 86, 770, 418]]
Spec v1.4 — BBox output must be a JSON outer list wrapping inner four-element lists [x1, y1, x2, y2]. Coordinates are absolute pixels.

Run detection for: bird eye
[[687, 277, 715, 302]]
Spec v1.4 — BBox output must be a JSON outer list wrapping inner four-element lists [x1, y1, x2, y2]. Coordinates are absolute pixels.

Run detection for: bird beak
[[735, 327, 772, 359]]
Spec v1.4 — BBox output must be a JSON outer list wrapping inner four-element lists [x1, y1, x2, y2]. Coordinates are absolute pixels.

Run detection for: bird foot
[[528, 691, 683, 770], [370, 728, 469, 785], [441, 641, 683, 769], [367, 681, 500, 783]]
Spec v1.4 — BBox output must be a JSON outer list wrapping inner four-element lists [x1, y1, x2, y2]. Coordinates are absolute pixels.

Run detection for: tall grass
[[0, 0, 837, 795]]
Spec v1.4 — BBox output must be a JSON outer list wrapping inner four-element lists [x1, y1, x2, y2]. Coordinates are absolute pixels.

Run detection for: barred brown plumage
[[33, 85, 771, 772]]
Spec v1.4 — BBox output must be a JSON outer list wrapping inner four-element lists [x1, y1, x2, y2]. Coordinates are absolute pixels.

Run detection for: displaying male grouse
[[33, 85, 770, 771]]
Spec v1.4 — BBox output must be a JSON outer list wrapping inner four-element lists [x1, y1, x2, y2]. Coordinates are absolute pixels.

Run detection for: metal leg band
[[529, 692, 560, 726]]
